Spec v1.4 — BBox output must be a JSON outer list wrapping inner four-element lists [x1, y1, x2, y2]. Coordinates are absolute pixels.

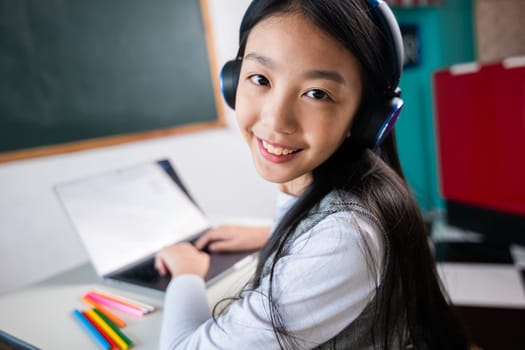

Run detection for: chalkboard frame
[[0, 0, 226, 163]]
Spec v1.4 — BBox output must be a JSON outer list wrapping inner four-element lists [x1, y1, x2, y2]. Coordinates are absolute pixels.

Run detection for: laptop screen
[[54, 161, 210, 276]]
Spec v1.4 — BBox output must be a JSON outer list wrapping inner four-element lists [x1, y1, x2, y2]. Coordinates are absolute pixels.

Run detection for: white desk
[[0, 261, 256, 349], [3, 232, 525, 349]]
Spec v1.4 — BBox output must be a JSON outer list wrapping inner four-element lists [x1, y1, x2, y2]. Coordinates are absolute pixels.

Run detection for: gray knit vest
[[262, 190, 402, 350]]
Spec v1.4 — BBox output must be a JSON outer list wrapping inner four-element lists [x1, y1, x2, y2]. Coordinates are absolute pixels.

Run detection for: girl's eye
[[305, 89, 330, 101], [249, 74, 270, 86]]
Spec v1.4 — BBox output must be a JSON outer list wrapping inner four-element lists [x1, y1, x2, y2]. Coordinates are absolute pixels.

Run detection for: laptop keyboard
[[109, 257, 171, 291], [128, 259, 161, 281], [107, 250, 256, 292]]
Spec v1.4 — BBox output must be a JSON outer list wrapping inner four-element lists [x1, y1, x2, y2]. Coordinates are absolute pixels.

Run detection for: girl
[[155, 0, 470, 349]]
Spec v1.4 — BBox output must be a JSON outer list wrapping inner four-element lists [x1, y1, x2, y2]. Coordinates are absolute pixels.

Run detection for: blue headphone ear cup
[[373, 96, 403, 147], [351, 96, 404, 148], [220, 60, 242, 109]]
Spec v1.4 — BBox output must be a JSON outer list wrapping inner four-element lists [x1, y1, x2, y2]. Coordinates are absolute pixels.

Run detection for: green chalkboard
[[0, 0, 224, 161]]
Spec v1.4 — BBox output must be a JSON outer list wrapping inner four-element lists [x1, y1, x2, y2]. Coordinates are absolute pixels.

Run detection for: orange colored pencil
[[83, 310, 119, 350], [82, 295, 126, 328]]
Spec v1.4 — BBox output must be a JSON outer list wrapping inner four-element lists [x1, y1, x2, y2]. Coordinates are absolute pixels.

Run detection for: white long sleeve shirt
[[160, 192, 383, 349]]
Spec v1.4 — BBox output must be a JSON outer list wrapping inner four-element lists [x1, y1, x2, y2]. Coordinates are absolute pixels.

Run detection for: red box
[[433, 60, 525, 217]]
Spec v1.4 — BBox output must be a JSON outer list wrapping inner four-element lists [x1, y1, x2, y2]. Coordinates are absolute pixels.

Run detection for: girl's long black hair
[[225, 0, 470, 348]]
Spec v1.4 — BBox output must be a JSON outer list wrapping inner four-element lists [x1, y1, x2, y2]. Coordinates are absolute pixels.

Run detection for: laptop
[[54, 159, 256, 293]]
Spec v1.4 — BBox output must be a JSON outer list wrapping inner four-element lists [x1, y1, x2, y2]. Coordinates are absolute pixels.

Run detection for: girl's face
[[236, 12, 363, 196]]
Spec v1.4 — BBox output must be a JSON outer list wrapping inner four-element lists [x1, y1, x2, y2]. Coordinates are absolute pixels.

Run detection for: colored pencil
[[93, 308, 133, 346], [91, 289, 155, 313], [86, 291, 142, 313], [72, 309, 111, 350], [85, 292, 144, 317], [86, 309, 130, 350], [82, 295, 127, 328], [82, 311, 119, 350]]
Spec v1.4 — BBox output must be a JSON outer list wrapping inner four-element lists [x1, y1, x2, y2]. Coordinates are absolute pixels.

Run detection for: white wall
[[0, 0, 275, 295]]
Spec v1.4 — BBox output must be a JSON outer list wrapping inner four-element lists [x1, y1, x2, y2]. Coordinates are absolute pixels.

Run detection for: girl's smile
[[235, 11, 363, 196], [258, 138, 302, 163]]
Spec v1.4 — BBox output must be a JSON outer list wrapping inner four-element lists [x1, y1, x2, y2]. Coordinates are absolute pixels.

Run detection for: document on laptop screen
[[56, 162, 210, 276]]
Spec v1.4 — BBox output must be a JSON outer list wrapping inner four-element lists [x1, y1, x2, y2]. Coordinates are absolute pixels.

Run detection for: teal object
[[393, 0, 475, 213]]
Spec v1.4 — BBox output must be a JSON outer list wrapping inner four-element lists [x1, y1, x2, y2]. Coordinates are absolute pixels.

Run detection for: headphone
[[220, 0, 404, 149]]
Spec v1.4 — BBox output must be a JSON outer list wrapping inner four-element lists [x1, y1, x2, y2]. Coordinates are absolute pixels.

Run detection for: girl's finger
[[195, 228, 231, 249], [208, 239, 237, 252], [195, 232, 215, 250], [154, 254, 167, 276]]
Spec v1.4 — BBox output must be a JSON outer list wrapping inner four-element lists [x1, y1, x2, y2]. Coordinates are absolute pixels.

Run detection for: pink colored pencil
[[84, 293, 144, 317], [89, 289, 154, 314]]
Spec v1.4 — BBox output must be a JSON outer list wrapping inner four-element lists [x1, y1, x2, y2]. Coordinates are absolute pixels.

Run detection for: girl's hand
[[154, 242, 210, 279], [194, 225, 270, 253]]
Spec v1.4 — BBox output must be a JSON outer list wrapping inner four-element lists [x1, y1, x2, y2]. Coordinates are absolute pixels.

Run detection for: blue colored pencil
[[72, 309, 111, 350]]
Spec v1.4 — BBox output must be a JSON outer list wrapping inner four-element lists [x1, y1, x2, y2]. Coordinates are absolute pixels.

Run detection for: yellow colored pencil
[[86, 309, 129, 350], [93, 308, 133, 346]]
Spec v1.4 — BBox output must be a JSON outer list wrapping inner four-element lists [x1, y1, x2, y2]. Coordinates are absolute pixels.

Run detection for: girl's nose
[[260, 90, 298, 135]]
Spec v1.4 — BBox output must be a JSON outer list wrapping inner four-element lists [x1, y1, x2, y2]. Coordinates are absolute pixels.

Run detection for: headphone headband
[[368, 0, 404, 89]]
